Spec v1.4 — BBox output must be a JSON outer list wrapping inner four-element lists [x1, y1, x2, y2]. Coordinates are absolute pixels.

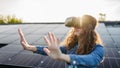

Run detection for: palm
[[18, 28, 29, 50], [44, 32, 62, 60]]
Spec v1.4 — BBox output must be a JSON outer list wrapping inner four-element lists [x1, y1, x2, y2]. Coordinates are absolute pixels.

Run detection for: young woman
[[18, 15, 104, 68]]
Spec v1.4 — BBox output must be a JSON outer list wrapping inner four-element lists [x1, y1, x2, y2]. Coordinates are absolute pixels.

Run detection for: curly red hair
[[61, 15, 103, 54]]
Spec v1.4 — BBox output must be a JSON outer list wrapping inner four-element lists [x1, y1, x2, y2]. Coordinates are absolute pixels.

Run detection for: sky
[[0, 0, 120, 22]]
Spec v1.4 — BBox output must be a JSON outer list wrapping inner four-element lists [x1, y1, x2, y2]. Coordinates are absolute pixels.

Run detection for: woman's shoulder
[[94, 44, 105, 54], [91, 44, 104, 53], [95, 44, 103, 48]]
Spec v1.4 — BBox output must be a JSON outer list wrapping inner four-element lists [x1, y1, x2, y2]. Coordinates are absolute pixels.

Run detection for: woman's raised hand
[[18, 28, 30, 50], [43, 32, 62, 60]]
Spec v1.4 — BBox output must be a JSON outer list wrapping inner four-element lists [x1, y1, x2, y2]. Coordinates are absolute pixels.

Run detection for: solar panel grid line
[[11, 54, 36, 67], [105, 57, 120, 59], [0, 64, 32, 68], [37, 56, 66, 68], [111, 59, 119, 68], [59, 61, 68, 68], [25, 36, 41, 45], [51, 60, 57, 68], [56, 60, 65, 68], [111, 48, 116, 58], [24, 55, 37, 66], [115, 59, 120, 68], [27, 54, 44, 67], [98, 62, 104, 68], [30, 55, 42, 67], [41, 57, 53, 68], [103, 42, 114, 48], [106, 28, 119, 48], [113, 42, 119, 48], [0, 35, 9, 39], [15, 54, 27, 64], [43, 56, 54, 68], [2, 50, 24, 64], [11, 55, 25, 65], [96, 24, 109, 35], [109, 59, 119, 68], [31, 29, 52, 35], [40, 57, 51, 67], [108, 48, 115, 57], [21, 54, 38, 67], [6, 54, 27, 65], [45, 58, 64, 68], [37, 55, 50, 67], [51, 60, 66, 68], [0, 53, 16, 64], [103, 58, 120, 68], [100, 36, 116, 48], [57, 61, 63, 68], [2, 30, 16, 34], [109, 37, 119, 48], [107, 28, 120, 35], [104, 48, 111, 57], [112, 36, 120, 48], [65, 62, 68, 68], [116, 59, 120, 67], [112, 48, 120, 58], [103, 58, 112, 68]]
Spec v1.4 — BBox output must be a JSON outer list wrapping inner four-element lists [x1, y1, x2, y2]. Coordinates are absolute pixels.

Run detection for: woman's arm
[[18, 28, 67, 55], [60, 45, 104, 66], [18, 28, 37, 52], [34, 46, 67, 55]]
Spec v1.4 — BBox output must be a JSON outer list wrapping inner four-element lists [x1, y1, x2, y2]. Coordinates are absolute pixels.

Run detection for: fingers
[[44, 32, 59, 46], [43, 36, 51, 46], [48, 32, 57, 44], [18, 28, 27, 43], [57, 38, 60, 45], [51, 33, 60, 45], [21, 41, 27, 49], [51, 33, 58, 46], [51, 33, 56, 43], [48, 32, 57, 45], [48, 32, 54, 44], [43, 48, 50, 55], [18, 28, 23, 39]]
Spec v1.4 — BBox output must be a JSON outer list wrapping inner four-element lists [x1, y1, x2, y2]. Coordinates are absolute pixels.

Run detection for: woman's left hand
[[43, 32, 62, 60]]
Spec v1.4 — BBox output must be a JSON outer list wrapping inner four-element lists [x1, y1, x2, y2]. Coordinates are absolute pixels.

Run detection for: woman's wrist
[[26, 45, 37, 52], [58, 53, 70, 63]]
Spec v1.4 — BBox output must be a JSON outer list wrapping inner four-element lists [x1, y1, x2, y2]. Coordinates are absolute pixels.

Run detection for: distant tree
[[99, 13, 106, 21], [0, 15, 23, 24]]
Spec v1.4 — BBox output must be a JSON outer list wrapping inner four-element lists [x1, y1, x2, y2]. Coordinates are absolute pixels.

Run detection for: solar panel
[[111, 36, 120, 48], [107, 28, 120, 35], [1, 53, 67, 68], [0, 23, 120, 68], [0, 53, 17, 64]]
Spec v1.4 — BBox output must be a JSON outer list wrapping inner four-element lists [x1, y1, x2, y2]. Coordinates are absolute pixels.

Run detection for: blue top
[[35, 44, 105, 68]]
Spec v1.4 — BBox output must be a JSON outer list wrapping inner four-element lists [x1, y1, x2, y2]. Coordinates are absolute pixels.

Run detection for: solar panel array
[[96, 23, 120, 68], [0, 23, 120, 68]]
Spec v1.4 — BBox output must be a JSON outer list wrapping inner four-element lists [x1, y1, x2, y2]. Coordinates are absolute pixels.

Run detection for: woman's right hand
[[18, 28, 29, 50], [18, 28, 37, 51]]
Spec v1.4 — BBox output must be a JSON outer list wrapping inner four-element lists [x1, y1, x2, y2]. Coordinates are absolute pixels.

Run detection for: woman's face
[[73, 27, 83, 36]]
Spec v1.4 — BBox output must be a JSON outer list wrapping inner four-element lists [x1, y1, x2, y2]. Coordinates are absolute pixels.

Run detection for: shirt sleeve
[[34, 46, 67, 55], [60, 46, 67, 54], [34, 46, 47, 55], [68, 45, 105, 67]]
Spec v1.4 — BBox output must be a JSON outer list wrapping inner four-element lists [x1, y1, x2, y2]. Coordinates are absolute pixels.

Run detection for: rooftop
[[0, 22, 120, 68]]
